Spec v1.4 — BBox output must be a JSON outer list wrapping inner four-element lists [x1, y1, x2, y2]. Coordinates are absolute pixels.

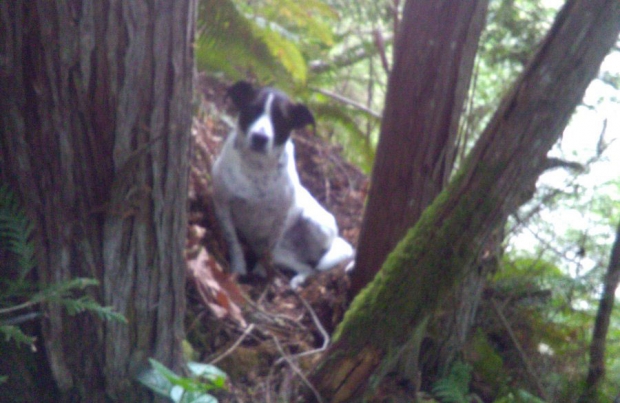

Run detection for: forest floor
[[183, 75, 551, 403], [185, 75, 375, 402]]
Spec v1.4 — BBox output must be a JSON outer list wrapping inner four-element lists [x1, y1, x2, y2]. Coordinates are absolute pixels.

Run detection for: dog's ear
[[227, 81, 255, 109], [289, 103, 315, 130]]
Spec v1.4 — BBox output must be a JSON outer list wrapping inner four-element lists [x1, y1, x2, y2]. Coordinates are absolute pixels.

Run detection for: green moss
[[333, 163, 501, 353]]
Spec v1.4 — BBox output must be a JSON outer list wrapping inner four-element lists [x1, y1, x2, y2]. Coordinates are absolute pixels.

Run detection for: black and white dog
[[212, 81, 354, 288]]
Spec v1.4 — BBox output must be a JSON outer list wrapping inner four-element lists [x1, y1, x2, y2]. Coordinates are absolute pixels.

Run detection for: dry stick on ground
[[208, 324, 256, 366], [275, 292, 331, 364], [242, 284, 305, 329], [271, 335, 325, 403], [490, 298, 549, 401]]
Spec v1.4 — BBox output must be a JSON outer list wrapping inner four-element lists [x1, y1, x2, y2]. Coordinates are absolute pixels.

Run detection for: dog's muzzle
[[250, 133, 269, 152]]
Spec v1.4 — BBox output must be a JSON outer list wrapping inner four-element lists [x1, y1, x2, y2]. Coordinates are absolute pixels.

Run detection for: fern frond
[[33, 277, 99, 304], [310, 102, 377, 173], [254, 22, 307, 83], [0, 325, 36, 347], [196, 0, 301, 88], [254, 0, 336, 47], [58, 296, 127, 323], [0, 184, 36, 278], [432, 361, 473, 403]]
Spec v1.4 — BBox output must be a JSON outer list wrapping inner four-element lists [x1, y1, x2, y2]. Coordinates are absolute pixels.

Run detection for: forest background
[[199, 0, 620, 400], [1, 0, 619, 402]]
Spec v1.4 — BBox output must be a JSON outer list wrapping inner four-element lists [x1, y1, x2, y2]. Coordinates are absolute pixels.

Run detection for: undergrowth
[[0, 184, 125, 382]]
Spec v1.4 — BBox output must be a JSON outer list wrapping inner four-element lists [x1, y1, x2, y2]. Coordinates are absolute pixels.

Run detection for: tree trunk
[[349, 0, 488, 297], [308, 1, 620, 401], [578, 222, 620, 403], [0, 2, 195, 402]]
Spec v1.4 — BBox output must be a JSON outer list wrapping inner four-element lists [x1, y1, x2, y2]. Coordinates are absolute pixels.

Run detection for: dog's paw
[[344, 260, 355, 273], [289, 273, 309, 289]]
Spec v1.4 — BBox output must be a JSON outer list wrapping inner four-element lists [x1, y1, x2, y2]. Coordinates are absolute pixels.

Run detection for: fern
[[0, 324, 36, 347], [196, 0, 301, 88], [196, 0, 338, 89], [0, 184, 35, 279], [310, 101, 377, 173], [58, 296, 127, 323], [0, 184, 126, 358], [432, 361, 473, 403]]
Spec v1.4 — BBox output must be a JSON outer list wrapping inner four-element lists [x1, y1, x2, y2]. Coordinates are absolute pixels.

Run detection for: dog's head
[[227, 81, 315, 156]]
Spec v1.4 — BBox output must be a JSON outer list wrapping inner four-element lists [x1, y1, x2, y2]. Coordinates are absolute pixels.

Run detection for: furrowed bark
[[0, 1, 195, 401], [350, 0, 489, 296], [309, 1, 620, 401]]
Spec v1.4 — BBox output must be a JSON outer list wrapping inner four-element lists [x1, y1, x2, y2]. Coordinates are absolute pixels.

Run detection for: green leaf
[[136, 362, 173, 397], [187, 362, 227, 385], [176, 389, 218, 403], [138, 359, 224, 403]]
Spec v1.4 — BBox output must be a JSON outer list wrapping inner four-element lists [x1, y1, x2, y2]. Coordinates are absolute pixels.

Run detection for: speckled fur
[[212, 81, 354, 287]]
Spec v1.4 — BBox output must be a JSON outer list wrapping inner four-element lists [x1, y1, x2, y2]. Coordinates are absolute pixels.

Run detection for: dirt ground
[[185, 75, 370, 401]]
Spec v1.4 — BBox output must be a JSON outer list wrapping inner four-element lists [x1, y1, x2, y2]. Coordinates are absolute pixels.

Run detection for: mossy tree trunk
[[0, 2, 195, 402], [309, 1, 620, 401], [349, 0, 489, 296], [347, 0, 490, 387]]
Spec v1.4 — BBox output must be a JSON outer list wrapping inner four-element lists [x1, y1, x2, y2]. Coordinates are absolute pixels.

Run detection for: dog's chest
[[226, 162, 294, 251]]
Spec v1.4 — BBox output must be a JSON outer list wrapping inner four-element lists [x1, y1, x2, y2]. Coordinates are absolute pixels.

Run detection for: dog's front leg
[[214, 202, 247, 275]]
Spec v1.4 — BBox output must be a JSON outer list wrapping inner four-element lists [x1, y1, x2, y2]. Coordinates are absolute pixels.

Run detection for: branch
[[208, 324, 255, 365], [372, 29, 390, 74], [311, 87, 382, 118], [272, 335, 325, 403], [275, 292, 330, 363], [543, 157, 584, 172], [490, 298, 549, 402], [309, 34, 394, 74]]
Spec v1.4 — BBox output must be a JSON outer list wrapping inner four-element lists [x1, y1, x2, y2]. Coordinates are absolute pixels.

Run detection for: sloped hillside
[[184, 74, 368, 401]]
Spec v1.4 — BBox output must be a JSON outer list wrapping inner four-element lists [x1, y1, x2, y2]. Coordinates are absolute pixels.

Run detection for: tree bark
[[578, 222, 620, 403], [0, 2, 195, 402], [350, 0, 489, 296], [309, 1, 620, 401]]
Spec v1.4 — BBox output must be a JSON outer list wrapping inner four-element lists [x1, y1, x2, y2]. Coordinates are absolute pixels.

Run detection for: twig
[[490, 298, 549, 401], [311, 87, 382, 119], [244, 290, 305, 330], [0, 299, 39, 315], [372, 29, 390, 74], [309, 34, 394, 74], [271, 335, 325, 403], [208, 323, 255, 365], [0, 311, 42, 325], [324, 176, 331, 205], [287, 292, 330, 360]]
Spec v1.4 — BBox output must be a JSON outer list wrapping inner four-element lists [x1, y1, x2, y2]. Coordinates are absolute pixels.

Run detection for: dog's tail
[[316, 237, 355, 272]]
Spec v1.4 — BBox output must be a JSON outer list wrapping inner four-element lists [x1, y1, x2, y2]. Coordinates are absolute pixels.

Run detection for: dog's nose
[[250, 133, 269, 151]]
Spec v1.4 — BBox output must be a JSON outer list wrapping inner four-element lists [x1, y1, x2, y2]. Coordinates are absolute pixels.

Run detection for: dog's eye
[[247, 105, 264, 120]]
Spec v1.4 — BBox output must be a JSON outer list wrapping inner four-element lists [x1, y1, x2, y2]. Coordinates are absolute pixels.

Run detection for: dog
[[212, 80, 354, 288]]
